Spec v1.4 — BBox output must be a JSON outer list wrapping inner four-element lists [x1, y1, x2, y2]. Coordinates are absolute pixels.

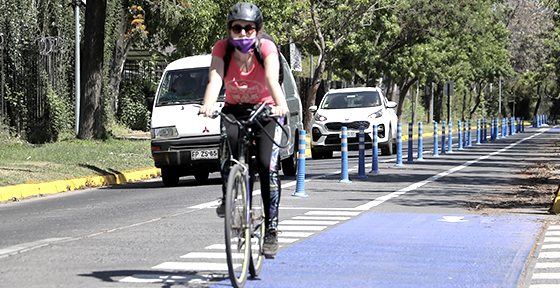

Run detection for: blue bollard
[[433, 122, 439, 157], [356, 126, 367, 179], [476, 119, 481, 145], [447, 121, 453, 153], [496, 118, 500, 140], [406, 123, 414, 164], [490, 118, 495, 141], [441, 121, 447, 155], [369, 125, 381, 174], [292, 130, 308, 197], [339, 127, 351, 183], [458, 120, 463, 150], [463, 121, 468, 148], [482, 119, 488, 143], [532, 115, 536, 128], [417, 122, 424, 161], [512, 117, 516, 135], [467, 119, 472, 147], [395, 123, 405, 167]]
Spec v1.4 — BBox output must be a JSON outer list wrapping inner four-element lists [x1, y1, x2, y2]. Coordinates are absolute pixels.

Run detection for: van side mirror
[[309, 106, 318, 113], [386, 101, 397, 109]]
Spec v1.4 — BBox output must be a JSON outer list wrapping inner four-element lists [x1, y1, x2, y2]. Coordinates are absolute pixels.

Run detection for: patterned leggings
[[219, 104, 283, 230]]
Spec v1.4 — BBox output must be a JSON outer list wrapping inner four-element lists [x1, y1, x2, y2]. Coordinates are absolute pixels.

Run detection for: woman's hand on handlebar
[[271, 105, 289, 118], [199, 104, 215, 118]]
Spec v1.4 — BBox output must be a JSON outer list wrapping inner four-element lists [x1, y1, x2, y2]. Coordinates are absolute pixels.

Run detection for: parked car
[[150, 54, 303, 186], [309, 87, 398, 159]]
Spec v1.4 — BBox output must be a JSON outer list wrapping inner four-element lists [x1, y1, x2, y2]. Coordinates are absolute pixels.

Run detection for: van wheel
[[194, 171, 209, 183], [281, 148, 298, 176], [161, 167, 180, 187]]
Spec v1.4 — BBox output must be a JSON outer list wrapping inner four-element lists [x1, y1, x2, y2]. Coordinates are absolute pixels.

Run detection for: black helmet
[[227, 2, 263, 31]]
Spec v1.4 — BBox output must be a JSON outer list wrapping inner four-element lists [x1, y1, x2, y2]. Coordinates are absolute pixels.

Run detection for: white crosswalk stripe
[[529, 224, 560, 287], [119, 208, 359, 285]]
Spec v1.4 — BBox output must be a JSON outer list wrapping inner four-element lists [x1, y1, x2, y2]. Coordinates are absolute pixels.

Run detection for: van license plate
[[192, 149, 218, 160]]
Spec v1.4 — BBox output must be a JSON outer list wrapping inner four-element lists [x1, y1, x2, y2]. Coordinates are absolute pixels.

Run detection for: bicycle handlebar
[[206, 102, 289, 149]]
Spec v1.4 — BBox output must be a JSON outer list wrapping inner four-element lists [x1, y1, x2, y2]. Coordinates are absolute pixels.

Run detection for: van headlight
[[368, 109, 383, 119], [151, 126, 178, 139], [314, 114, 327, 122]]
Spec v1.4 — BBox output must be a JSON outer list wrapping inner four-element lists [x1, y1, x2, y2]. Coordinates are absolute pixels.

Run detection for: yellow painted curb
[[0, 167, 161, 202]]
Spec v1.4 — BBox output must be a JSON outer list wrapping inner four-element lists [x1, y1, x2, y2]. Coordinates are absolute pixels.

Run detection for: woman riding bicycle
[[199, 2, 289, 257]]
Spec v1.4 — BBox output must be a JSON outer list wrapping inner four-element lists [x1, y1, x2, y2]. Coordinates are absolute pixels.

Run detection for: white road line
[[119, 274, 216, 284], [292, 216, 351, 221], [280, 220, 339, 225], [279, 232, 315, 238], [153, 262, 231, 271], [548, 225, 560, 230], [0, 237, 71, 257], [180, 252, 238, 259], [542, 244, 560, 250], [278, 225, 327, 231], [539, 251, 560, 259], [304, 211, 361, 216], [355, 131, 543, 211], [536, 262, 560, 269], [546, 231, 560, 236], [532, 272, 560, 279]]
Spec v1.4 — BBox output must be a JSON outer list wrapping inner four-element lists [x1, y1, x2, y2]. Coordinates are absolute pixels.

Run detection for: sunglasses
[[230, 24, 256, 34]]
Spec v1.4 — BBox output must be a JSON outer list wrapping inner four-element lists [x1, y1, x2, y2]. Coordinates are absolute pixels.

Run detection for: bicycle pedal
[[264, 254, 276, 259]]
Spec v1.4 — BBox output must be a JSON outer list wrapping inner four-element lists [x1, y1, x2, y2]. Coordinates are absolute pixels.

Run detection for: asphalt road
[[1, 124, 559, 288]]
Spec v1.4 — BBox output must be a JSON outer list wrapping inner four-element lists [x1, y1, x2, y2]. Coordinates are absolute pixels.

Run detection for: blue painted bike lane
[[234, 213, 543, 288]]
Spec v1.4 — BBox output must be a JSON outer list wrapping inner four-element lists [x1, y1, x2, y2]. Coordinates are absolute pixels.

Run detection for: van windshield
[[155, 68, 225, 106]]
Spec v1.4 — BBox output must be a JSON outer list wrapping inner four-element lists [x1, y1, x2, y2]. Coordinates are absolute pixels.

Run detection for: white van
[[150, 54, 303, 186]]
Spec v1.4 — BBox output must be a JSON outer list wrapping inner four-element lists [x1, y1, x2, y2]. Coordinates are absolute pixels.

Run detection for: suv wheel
[[380, 127, 393, 156]]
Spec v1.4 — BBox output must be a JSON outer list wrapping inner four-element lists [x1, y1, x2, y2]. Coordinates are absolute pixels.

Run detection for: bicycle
[[209, 102, 288, 288]]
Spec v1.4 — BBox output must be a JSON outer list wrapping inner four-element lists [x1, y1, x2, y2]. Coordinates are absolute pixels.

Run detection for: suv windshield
[[155, 68, 225, 106], [321, 91, 381, 109]]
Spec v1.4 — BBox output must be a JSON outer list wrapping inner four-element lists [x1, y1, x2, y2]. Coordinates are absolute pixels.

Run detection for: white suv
[[309, 87, 398, 159]]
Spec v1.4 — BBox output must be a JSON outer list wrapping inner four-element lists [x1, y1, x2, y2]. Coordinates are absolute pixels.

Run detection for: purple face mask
[[230, 37, 257, 54]]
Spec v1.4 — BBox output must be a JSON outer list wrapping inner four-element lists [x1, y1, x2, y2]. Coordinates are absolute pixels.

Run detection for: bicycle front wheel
[[225, 164, 250, 288], [249, 188, 265, 277]]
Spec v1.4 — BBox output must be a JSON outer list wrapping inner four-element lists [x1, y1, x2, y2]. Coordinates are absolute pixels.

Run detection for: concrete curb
[[0, 167, 161, 202]]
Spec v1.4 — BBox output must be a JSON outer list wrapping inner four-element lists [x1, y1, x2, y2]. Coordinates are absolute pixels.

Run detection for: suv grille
[[326, 121, 370, 131]]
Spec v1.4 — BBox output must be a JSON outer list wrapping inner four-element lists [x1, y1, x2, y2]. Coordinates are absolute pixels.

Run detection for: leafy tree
[[287, 0, 404, 132]]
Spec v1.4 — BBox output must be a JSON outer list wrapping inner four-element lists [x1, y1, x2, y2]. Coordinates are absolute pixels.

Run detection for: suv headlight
[[368, 109, 383, 119], [314, 114, 327, 122], [151, 126, 178, 139]]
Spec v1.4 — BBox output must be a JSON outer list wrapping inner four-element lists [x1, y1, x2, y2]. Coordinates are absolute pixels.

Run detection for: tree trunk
[[533, 84, 542, 116], [304, 53, 327, 132], [107, 7, 132, 120], [396, 77, 418, 123], [79, 0, 106, 139]]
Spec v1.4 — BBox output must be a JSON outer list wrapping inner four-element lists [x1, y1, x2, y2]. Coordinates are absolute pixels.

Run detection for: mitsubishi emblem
[[203, 127, 210, 133]]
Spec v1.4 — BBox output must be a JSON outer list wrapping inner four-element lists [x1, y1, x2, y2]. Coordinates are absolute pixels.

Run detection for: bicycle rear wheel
[[249, 187, 265, 277], [225, 164, 250, 288]]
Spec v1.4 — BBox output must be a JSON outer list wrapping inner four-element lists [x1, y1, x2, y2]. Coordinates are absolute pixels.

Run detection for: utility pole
[[74, 0, 85, 136]]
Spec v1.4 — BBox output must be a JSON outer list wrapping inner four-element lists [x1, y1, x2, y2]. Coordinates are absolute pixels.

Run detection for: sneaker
[[263, 229, 279, 257], [216, 199, 225, 218]]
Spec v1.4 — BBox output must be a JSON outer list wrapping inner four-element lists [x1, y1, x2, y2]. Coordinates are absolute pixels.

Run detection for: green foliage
[[117, 77, 153, 131]]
